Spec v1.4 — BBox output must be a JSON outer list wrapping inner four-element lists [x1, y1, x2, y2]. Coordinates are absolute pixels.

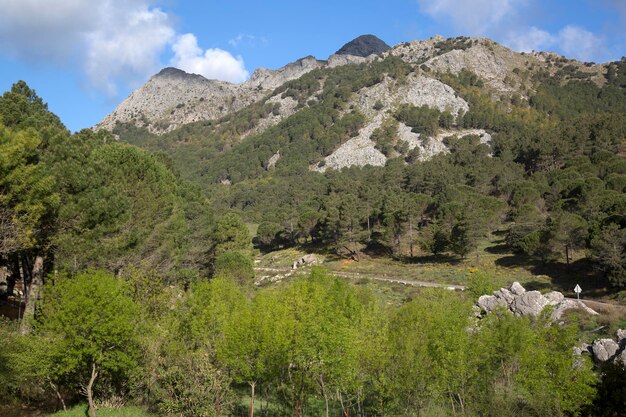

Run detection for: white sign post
[[574, 284, 582, 300]]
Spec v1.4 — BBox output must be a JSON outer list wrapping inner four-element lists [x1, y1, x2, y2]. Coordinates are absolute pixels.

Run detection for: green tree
[[544, 211, 588, 264], [213, 213, 251, 256], [213, 250, 255, 287], [0, 124, 59, 334], [590, 222, 626, 286], [38, 271, 139, 417]]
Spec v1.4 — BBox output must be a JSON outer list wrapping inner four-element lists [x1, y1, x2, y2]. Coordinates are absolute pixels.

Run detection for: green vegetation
[[1, 50, 626, 416], [48, 404, 155, 417]]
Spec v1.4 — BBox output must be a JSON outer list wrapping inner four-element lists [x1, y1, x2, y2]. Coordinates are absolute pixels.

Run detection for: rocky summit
[[97, 34, 610, 175], [335, 34, 391, 57]]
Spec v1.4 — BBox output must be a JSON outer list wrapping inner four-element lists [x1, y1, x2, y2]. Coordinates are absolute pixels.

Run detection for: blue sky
[[1, 0, 624, 132]]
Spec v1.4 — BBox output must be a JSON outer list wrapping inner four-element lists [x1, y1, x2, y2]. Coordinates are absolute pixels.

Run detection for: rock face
[[312, 116, 387, 172], [292, 254, 319, 270], [97, 56, 325, 135], [475, 282, 599, 319], [335, 34, 390, 57], [96, 67, 259, 134], [245, 56, 325, 90]]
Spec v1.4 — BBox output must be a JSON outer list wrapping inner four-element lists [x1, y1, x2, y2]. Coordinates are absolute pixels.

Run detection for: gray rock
[[509, 281, 526, 296], [472, 305, 482, 318], [574, 343, 591, 356], [477, 294, 508, 313], [510, 290, 548, 316], [550, 299, 599, 320], [614, 349, 626, 367], [544, 291, 565, 306], [493, 288, 515, 305], [266, 151, 280, 170], [617, 329, 626, 345], [592, 339, 620, 362]]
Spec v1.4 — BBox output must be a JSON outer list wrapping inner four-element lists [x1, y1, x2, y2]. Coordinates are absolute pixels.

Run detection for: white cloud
[[417, 0, 612, 62], [0, 0, 250, 95], [417, 0, 526, 35], [505, 26, 555, 52], [84, 3, 175, 96], [171, 34, 249, 83], [504, 25, 606, 62], [556, 25, 606, 62], [0, 0, 95, 62], [228, 33, 269, 48]]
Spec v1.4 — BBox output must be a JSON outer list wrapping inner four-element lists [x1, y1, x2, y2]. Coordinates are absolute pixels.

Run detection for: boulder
[[477, 294, 508, 313], [493, 288, 515, 305], [510, 281, 526, 296], [510, 290, 548, 316], [592, 339, 620, 362], [544, 291, 565, 306]]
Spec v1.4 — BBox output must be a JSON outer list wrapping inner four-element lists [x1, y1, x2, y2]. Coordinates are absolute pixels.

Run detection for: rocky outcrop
[[97, 56, 325, 135], [266, 151, 280, 170], [476, 282, 599, 319], [312, 116, 387, 172], [576, 330, 626, 368], [592, 339, 620, 362], [335, 35, 390, 57], [510, 291, 550, 316], [292, 254, 319, 270], [96, 67, 260, 134], [244, 56, 325, 90], [327, 53, 375, 68]]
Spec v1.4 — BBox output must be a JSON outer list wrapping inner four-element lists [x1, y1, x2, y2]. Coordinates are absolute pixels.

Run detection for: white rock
[[592, 339, 620, 362], [544, 291, 565, 306], [493, 288, 515, 305], [510, 282, 526, 296], [478, 295, 508, 313], [510, 291, 548, 316], [313, 117, 387, 172]]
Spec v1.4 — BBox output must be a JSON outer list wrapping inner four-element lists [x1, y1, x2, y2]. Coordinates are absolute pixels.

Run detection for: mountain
[[100, 35, 612, 166], [335, 34, 391, 57], [99, 35, 609, 137]]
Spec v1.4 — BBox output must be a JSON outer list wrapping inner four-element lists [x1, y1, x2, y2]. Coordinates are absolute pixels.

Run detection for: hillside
[[102, 34, 626, 293], [1, 33, 626, 417]]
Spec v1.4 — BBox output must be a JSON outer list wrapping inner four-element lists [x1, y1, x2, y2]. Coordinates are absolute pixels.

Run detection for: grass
[[255, 230, 622, 304], [47, 405, 157, 417]]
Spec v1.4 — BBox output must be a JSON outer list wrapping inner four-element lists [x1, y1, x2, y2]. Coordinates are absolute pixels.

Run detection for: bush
[[213, 250, 255, 286]]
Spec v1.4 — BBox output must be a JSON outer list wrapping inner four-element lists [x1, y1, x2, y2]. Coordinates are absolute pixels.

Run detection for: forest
[[0, 55, 625, 417]]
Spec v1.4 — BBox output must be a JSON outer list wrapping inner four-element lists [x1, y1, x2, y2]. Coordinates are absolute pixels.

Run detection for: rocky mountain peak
[[154, 67, 216, 83], [335, 34, 390, 57]]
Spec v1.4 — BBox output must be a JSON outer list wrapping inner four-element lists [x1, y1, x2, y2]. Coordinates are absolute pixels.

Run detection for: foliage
[[36, 271, 139, 411], [213, 250, 255, 287]]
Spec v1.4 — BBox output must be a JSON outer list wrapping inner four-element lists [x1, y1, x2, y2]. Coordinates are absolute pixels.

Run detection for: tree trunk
[[409, 218, 413, 258], [87, 362, 98, 417], [319, 375, 329, 417], [249, 381, 256, 417], [295, 399, 299, 417], [19, 255, 44, 335], [49, 379, 66, 411]]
